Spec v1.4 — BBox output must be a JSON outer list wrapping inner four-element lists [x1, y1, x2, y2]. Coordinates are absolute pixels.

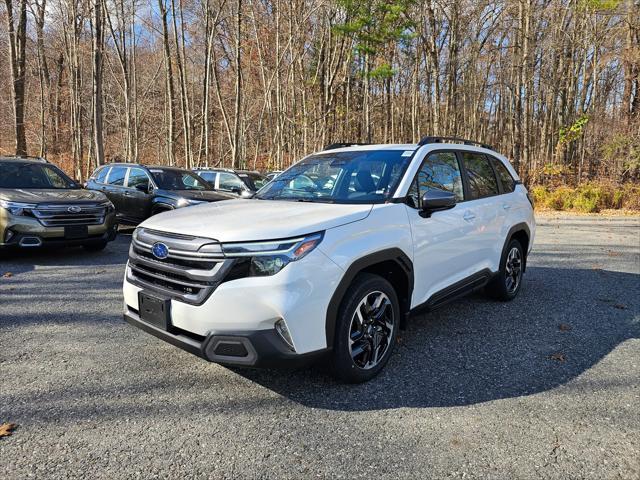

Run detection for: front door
[[404, 151, 481, 307]]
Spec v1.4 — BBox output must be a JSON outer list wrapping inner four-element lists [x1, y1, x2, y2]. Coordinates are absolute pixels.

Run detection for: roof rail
[[324, 142, 371, 151], [417, 136, 493, 150]]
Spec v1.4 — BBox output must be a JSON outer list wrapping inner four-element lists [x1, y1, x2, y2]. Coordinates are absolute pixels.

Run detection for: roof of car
[[194, 167, 261, 174], [102, 163, 191, 172], [0, 156, 49, 164]]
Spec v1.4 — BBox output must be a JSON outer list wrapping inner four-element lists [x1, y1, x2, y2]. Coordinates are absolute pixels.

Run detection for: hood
[[141, 199, 373, 242], [172, 190, 237, 202], [0, 188, 107, 204]]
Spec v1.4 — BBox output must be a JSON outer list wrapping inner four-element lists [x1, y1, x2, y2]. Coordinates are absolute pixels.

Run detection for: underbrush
[[530, 183, 640, 213]]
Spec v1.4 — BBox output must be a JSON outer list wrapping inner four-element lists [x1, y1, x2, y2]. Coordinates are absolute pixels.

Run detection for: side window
[[407, 152, 464, 208], [461, 152, 499, 200], [490, 157, 516, 193], [127, 167, 150, 190], [95, 166, 110, 184], [197, 171, 216, 183], [106, 166, 127, 186], [218, 172, 244, 190]]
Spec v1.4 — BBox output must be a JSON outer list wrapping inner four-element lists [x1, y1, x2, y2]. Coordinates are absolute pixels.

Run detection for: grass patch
[[531, 183, 640, 213]]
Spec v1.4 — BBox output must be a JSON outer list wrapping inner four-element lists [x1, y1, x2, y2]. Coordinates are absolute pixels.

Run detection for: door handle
[[463, 211, 476, 222], [124, 191, 133, 196], [503, 204, 511, 210]]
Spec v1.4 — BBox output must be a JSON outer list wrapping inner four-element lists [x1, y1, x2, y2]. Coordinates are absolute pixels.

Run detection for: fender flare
[[501, 222, 531, 272], [325, 248, 413, 348]]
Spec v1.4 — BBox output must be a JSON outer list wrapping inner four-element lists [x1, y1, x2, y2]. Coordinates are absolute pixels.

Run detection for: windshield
[[255, 150, 413, 203], [0, 162, 76, 189], [149, 169, 212, 191]]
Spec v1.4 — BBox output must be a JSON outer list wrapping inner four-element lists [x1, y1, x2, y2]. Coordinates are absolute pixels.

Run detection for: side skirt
[[411, 268, 495, 315]]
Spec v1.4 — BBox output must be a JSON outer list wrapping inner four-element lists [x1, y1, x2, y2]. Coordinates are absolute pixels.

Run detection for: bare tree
[[4, 0, 28, 156]]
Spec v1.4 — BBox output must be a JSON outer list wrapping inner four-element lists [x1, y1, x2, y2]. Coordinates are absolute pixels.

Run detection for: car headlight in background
[[0, 200, 37, 216], [221, 232, 324, 277], [99, 200, 115, 212], [177, 198, 205, 208]]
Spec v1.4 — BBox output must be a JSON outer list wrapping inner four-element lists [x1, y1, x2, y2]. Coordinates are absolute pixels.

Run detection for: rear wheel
[[486, 238, 524, 301], [330, 273, 399, 383]]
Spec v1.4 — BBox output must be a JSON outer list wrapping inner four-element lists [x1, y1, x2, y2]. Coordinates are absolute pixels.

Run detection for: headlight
[[222, 232, 323, 277], [99, 200, 115, 212], [0, 200, 37, 216], [177, 198, 204, 208]]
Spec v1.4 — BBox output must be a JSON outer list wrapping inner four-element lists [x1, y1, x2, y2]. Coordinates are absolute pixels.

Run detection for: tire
[[83, 241, 108, 252], [330, 273, 400, 383], [485, 238, 524, 301]]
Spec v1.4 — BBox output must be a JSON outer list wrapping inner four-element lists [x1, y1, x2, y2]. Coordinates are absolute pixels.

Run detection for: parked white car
[[123, 137, 535, 382]]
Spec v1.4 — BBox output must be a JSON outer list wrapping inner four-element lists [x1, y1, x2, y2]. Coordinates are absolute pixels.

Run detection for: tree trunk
[[4, 0, 28, 156]]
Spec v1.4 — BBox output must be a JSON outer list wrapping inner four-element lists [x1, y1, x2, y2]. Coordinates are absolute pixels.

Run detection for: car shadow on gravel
[[236, 266, 640, 411], [0, 233, 132, 271]]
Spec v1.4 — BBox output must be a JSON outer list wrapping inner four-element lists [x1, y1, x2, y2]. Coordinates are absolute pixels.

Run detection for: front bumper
[[124, 307, 327, 368], [0, 211, 117, 248], [123, 247, 344, 355]]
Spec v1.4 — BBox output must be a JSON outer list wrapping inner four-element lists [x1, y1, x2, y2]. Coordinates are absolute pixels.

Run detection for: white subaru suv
[[123, 137, 535, 382]]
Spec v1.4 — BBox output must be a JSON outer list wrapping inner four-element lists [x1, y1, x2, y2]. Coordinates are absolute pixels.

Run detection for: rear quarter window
[[489, 157, 516, 193], [94, 166, 110, 184]]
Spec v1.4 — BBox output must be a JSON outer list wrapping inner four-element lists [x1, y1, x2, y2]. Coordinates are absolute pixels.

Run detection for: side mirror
[[420, 189, 456, 218], [231, 186, 243, 195], [135, 183, 150, 194]]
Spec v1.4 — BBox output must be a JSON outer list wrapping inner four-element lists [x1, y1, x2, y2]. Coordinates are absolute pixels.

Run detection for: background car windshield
[[255, 150, 412, 203], [150, 169, 211, 191], [0, 163, 75, 189]]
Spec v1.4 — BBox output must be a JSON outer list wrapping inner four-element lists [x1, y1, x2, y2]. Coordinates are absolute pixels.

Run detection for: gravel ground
[[1, 215, 639, 479]]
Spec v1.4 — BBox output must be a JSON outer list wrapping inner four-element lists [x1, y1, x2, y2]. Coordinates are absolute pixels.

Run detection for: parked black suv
[[86, 164, 235, 225], [193, 168, 267, 197]]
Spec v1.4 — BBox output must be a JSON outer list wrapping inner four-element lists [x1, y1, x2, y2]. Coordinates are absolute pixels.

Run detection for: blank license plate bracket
[[138, 292, 171, 330]]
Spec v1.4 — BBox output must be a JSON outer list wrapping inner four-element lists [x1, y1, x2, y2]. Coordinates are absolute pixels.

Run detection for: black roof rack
[[417, 136, 493, 150], [324, 142, 371, 151]]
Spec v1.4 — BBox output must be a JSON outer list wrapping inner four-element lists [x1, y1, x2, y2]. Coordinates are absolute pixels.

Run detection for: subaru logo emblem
[[152, 242, 169, 259], [67, 205, 82, 213]]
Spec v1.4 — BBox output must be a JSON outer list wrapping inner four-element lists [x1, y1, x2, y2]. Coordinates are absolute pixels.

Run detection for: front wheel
[[330, 273, 399, 383], [486, 238, 524, 301]]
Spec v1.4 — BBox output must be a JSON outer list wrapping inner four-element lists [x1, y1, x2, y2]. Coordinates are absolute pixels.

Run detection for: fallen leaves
[[0, 423, 17, 438], [2, 272, 13, 278], [613, 304, 627, 310], [558, 323, 572, 332], [549, 353, 567, 362]]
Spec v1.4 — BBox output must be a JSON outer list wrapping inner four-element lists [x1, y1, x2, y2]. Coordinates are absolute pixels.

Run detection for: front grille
[[32, 203, 107, 227], [127, 228, 233, 305]]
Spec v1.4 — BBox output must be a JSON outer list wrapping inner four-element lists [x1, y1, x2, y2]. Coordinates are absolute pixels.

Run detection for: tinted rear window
[[461, 152, 499, 199]]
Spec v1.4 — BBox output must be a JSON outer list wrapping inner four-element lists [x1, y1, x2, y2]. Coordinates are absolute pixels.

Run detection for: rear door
[[458, 151, 503, 271], [124, 167, 153, 222], [103, 166, 128, 218], [405, 151, 479, 305]]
